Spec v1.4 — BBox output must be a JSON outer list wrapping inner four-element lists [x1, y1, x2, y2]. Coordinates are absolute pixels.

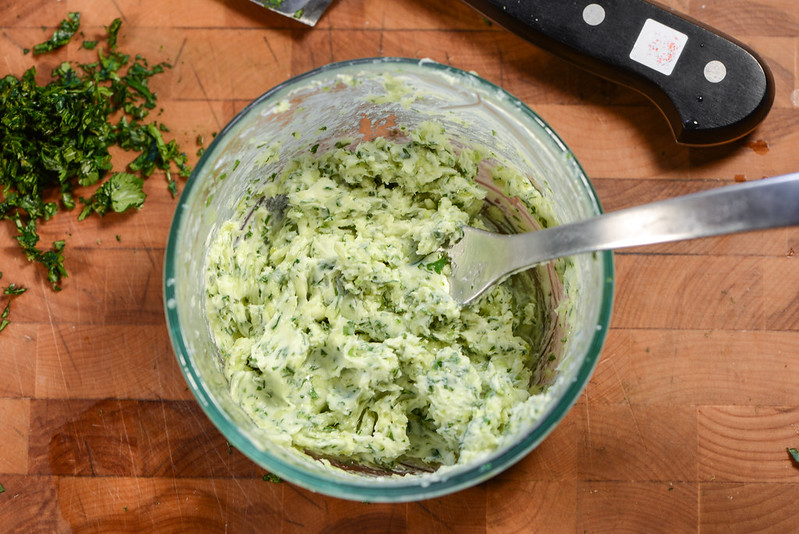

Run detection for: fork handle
[[508, 172, 799, 273], [461, 0, 774, 145]]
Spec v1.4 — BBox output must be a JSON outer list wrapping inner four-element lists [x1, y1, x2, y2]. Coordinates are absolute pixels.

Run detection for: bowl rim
[[163, 56, 614, 502]]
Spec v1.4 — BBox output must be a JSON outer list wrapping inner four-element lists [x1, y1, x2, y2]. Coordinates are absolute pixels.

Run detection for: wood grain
[[34, 327, 191, 398], [576, 481, 698, 533], [1, 0, 799, 532], [590, 329, 799, 405], [55, 476, 283, 533], [699, 482, 799, 534], [27, 400, 256, 477]]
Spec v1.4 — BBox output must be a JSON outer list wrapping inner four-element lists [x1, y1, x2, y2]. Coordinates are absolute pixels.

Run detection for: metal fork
[[447, 172, 799, 306]]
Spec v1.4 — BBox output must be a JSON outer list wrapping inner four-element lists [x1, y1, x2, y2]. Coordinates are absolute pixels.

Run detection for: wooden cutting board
[[1, 0, 798, 531]]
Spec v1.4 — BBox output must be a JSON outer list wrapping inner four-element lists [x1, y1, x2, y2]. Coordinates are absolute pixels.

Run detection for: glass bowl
[[163, 57, 613, 502]]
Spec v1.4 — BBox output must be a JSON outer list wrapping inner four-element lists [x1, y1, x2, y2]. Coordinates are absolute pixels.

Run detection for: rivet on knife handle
[[463, 0, 775, 146]]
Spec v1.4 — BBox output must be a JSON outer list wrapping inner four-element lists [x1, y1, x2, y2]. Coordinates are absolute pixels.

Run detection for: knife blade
[[249, 0, 335, 26]]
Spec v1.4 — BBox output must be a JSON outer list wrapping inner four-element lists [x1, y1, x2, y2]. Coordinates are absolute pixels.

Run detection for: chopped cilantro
[[79, 172, 146, 220], [106, 18, 122, 50], [262, 473, 283, 483], [0, 282, 26, 332], [32, 12, 81, 54], [0, 13, 192, 330], [0, 482, 4, 493], [0, 303, 10, 332], [3, 284, 27, 296], [423, 255, 448, 274], [789, 447, 799, 464]]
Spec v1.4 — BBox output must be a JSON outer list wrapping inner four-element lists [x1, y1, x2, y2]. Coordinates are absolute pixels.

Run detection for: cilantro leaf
[[0, 282, 27, 333], [1, 300, 10, 328], [79, 172, 145, 219], [32, 12, 81, 54], [789, 447, 799, 464], [3, 284, 27, 296], [109, 173, 146, 212], [39, 240, 67, 288], [106, 18, 122, 50], [423, 255, 449, 274]]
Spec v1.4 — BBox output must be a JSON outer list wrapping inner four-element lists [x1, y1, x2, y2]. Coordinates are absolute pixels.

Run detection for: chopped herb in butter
[[206, 122, 558, 471]]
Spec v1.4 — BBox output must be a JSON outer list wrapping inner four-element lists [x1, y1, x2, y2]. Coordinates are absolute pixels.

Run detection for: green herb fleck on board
[[0, 482, 4, 493], [788, 447, 799, 464], [3, 283, 27, 297], [262, 473, 283, 483], [79, 173, 146, 220], [106, 18, 122, 49], [0, 278, 27, 332], [32, 12, 81, 54]]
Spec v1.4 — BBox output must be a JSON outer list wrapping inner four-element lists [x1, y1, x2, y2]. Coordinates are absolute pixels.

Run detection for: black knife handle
[[464, 0, 775, 146]]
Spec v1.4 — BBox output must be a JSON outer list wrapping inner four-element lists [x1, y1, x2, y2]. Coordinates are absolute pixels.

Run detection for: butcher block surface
[[1, 0, 799, 532]]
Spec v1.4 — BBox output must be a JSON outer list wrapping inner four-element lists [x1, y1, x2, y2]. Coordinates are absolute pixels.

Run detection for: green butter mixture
[[205, 122, 556, 471]]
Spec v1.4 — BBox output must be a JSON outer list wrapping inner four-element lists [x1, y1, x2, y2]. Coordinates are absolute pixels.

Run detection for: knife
[[249, 0, 775, 145], [461, 0, 775, 146], [249, 0, 335, 26]]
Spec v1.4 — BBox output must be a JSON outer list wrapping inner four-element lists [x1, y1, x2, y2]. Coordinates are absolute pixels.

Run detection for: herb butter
[[205, 122, 559, 471]]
